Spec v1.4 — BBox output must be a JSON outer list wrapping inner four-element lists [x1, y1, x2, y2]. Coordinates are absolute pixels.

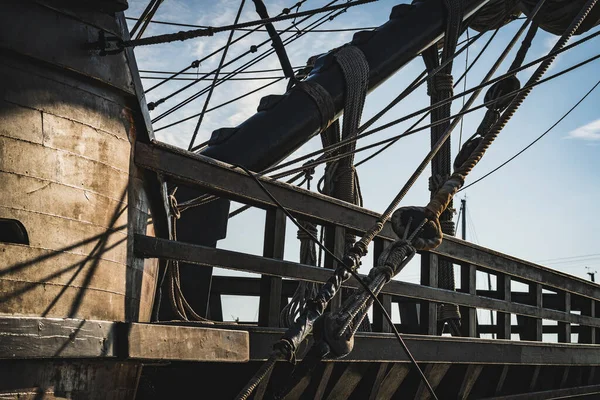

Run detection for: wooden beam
[[497, 274, 511, 340], [325, 225, 346, 311], [461, 264, 478, 338], [560, 366, 570, 389], [314, 363, 335, 400], [281, 372, 313, 400], [136, 141, 600, 303], [458, 364, 483, 400], [135, 141, 397, 239], [373, 239, 393, 333], [495, 366, 509, 396], [529, 365, 541, 392], [134, 235, 600, 328], [368, 363, 390, 400], [521, 283, 543, 341], [433, 238, 600, 301], [0, 316, 116, 359], [579, 299, 597, 344], [558, 292, 571, 343], [415, 363, 451, 400], [486, 384, 600, 400], [254, 365, 274, 400], [258, 208, 286, 327], [398, 302, 420, 334], [124, 323, 249, 362], [325, 363, 368, 400], [420, 253, 439, 335], [375, 363, 410, 400]]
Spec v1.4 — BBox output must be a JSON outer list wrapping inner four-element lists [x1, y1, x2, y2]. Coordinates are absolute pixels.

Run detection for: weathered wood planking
[[135, 235, 600, 328], [0, 360, 141, 400], [135, 141, 398, 239], [136, 140, 600, 302], [215, 324, 600, 364], [125, 323, 249, 362], [0, 317, 116, 359], [0, 3, 159, 323], [375, 363, 410, 400], [486, 384, 600, 399], [415, 364, 451, 400], [0, 317, 250, 363]]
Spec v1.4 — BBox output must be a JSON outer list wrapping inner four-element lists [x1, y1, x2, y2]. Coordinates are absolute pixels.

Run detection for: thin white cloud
[[566, 119, 600, 141]]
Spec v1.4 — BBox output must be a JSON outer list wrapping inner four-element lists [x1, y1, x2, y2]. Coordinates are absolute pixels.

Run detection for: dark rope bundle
[[467, 0, 521, 32], [520, 0, 600, 35]]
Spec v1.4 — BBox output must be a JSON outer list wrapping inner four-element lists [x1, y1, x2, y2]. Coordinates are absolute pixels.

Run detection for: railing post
[[324, 225, 346, 311], [558, 291, 571, 343], [460, 263, 478, 338], [373, 238, 392, 333], [258, 208, 286, 327], [579, 298, 596, 344], [497, 274, 511, 340], [421, 252, 438, 335], [522, 283, 543, 341]]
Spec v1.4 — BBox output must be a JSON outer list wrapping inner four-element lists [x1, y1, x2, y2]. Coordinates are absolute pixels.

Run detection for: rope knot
[[302, 159, 316, 182], [297, 221, 318, 241], [428, 174, 449, 194], [440, 219, 456, 236], [484, 75, 521, 112], [168, 188, 181, 220], [427, 73, 454, 97]]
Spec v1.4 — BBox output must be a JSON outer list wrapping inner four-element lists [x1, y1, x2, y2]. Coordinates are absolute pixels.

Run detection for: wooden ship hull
[[1, 0, 600, 399]]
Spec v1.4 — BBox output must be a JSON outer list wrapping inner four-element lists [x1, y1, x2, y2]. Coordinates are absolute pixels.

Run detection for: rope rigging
[[149, 1, 348, 124], [235, 0, 599, 397], [171, 30, 600, 222], [260, 24, 600, 180], [132, 0, 600, 398], [140, 1, 304, 94], [459, 76, 600, 193], [420, 0, 466, 335], [118, 0, 378, 48], [187, 0, 246, 151], [145, 0, 339, 105], [154, 77, 286, 133], [259, 29, 485, 176], [140, 66, 305, 75], [125, 16, 378, 33], [129, 0, 164, 39]]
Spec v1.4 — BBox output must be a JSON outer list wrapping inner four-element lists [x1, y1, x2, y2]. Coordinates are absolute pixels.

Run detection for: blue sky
[[125, 0, 600, 324]]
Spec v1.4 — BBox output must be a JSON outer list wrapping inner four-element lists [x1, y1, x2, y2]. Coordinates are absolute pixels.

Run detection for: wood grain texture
[[325, 363, 369, 400], [125, 323, 249, 362], [0, 316, 116, 359], [0, 360, 140, 400], [0, 136, 130, 202], [376, 363, 410, 400]]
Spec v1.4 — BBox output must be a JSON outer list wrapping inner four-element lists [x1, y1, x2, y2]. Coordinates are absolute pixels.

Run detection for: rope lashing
[[421, 0, 465, 331], [238, 1, 598, 398], [157, 187, 236, 325], [456, 22, 539, 174], [427, 73, 454, 97], [280, 164, 320, 328], [296, 80, 336, 131], [430, 0, 598, 231], [327, 45, 370, 332]]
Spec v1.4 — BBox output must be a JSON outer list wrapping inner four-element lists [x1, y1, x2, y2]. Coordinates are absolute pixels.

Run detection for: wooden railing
[[135, 141, 600, 344]]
